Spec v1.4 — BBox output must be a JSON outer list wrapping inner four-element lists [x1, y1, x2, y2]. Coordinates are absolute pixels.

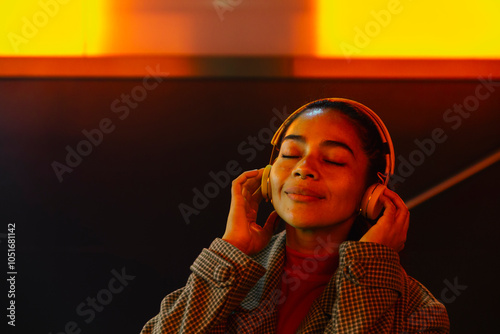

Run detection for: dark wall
[[1, 77, 499, 333]]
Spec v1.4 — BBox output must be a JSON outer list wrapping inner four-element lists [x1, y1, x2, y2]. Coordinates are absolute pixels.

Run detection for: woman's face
[[270, 108, 370, 230]]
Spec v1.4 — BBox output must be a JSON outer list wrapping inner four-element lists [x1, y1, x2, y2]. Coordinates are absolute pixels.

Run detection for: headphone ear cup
[[261, 165, 273, 201], [360, 184, 387, 220]]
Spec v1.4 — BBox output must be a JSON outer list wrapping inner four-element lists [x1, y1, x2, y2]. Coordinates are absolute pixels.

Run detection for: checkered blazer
[[141, 231, 449, 333]]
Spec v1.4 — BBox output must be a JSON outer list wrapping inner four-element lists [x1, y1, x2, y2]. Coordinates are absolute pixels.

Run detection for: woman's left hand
[[359, 187, 410, 252]]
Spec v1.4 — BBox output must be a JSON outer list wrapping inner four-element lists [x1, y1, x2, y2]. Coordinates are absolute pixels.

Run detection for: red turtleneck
[[276, 245, 339, 333]]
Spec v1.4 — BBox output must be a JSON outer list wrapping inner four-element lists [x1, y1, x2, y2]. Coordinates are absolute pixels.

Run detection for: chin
[[279, 212, 331, 229], [276, 206, 356, 231]]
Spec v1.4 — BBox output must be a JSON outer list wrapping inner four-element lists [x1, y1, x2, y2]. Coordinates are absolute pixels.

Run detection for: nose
[[293, 157, 318, 180]]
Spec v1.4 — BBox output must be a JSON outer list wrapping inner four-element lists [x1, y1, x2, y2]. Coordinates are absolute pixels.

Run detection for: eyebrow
[[282, 134, 355, 156]]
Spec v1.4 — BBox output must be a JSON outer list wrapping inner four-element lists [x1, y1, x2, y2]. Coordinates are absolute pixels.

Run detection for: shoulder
[[403, 276, 450, 332]]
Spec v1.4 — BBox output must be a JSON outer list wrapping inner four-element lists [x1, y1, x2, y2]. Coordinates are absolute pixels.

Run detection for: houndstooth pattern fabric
[[141, 231, 449, 333]]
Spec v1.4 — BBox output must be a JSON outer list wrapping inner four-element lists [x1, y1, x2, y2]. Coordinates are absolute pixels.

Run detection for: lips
[[284, 186, 325, 201]]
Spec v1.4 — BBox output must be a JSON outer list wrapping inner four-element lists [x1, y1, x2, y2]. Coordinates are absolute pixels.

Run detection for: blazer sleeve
[[331, 241, 450, 333], [140, 238, 266, 334]]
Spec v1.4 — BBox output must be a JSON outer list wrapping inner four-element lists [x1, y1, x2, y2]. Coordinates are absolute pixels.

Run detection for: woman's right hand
[[222, 169, 279, 255]]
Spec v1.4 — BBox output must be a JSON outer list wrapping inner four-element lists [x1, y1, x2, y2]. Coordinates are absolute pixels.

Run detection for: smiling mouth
[[284, 187, 325, 202]]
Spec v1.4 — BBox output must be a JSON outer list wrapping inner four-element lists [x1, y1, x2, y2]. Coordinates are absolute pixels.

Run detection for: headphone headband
[[269, 98, 395, 185]]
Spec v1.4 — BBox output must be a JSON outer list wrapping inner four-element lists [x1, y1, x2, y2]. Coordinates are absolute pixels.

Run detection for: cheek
[[329, 172, 367, 205], [269, 166, 281, 198], [352, 183, 370, 211], [269, 164, 295, 208]]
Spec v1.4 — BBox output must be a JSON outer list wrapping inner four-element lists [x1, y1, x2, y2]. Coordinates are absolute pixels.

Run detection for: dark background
[[1, 77, 499, 333]]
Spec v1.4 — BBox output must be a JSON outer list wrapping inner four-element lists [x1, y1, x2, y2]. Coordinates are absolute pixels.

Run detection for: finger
[[245, 168, 264, 194], [378, 192, 397, 222], [231, 169, 261, 198], [261, 211, 279, 236], [233, 169, 260, 187], [240, 169, 264, 195], [248, 189, 263, 213], [384, 190, 410, 246], [242, 186, 253, 203], [251, 185, 264, 203], [381, 189, 409, 223], [242, 169, 264, 205], [403, 209, 410, 234], [383, 189, 408, 213], [249, 221, 264, 233], [396, 213, 409, 251]]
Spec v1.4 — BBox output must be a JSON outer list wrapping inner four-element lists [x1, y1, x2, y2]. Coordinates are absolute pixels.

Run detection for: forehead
[[283, 108, 363, 148]]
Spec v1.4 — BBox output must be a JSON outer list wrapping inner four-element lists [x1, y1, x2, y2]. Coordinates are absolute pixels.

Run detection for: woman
[[141, 98, 450, 333]]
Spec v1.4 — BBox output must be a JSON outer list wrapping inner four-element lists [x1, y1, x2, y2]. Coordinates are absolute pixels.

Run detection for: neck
[[285, 218, 354, 257]]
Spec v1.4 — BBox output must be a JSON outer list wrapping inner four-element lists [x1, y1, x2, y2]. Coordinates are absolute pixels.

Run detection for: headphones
[[261, 98, 395, 220]]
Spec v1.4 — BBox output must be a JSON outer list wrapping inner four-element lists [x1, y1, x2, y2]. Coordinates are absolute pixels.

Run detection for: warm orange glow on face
[[0, 0, 107, 56], [317, 0, 500, 58]]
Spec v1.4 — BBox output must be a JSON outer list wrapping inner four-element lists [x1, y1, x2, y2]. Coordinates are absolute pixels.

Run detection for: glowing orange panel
[[316, 0, 500, 58], [0, 0, 106, 56]]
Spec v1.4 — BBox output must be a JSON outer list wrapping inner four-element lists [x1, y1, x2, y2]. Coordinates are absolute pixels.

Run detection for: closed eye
[[282, 155, 300, 159], [325, 160, 346, 166]]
